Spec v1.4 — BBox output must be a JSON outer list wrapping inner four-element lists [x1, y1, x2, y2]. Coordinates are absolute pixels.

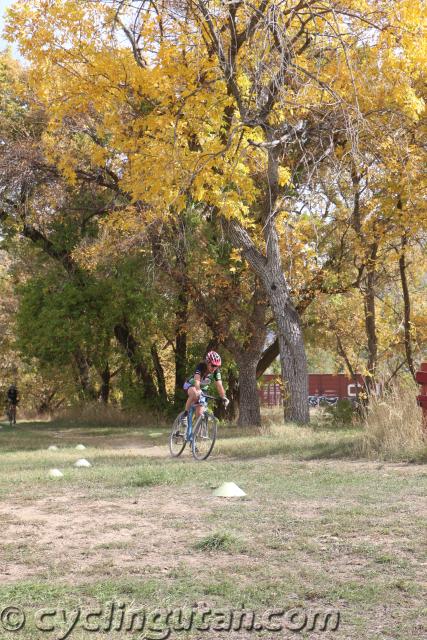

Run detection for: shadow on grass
[[217, 425, 363, 461], [301, 437, 363, 460]]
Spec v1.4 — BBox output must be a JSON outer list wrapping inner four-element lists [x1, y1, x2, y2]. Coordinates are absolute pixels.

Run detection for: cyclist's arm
[[215, 379, 227, 400], [193, 373, 202, 395]]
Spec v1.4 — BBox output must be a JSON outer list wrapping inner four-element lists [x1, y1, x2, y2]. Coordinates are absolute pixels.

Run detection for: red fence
[[258, 374, 365, 407]]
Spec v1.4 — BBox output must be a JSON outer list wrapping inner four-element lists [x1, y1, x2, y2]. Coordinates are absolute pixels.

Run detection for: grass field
[[0, 417, 426, 640]]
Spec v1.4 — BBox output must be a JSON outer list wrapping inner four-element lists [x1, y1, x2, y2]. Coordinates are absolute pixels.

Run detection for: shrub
[[320, 398, 357, 428]]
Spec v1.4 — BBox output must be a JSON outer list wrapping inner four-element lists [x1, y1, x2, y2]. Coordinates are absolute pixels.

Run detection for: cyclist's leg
[[184, 386, 200, 412], [192, 406, 217, 460], [195, 404, 204, 419], [192, 396, 207, 451]]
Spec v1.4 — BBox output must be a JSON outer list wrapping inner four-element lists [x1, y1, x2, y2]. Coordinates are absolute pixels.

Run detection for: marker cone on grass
[[49, 469, 63, 478], [212, 482, 246, 497], [74, 458, 91, 468]]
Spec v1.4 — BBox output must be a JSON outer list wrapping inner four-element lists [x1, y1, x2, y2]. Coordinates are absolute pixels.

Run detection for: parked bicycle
[[169, 393, 221, 461]]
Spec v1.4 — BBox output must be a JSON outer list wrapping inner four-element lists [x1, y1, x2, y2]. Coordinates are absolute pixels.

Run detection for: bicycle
[[6, 402, 16, 426], [169, 393, 220, 461]]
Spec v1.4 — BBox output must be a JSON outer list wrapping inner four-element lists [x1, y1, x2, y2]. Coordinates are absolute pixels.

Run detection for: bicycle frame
[[6, 402, 16, 425], [185, 394, 209, 442]]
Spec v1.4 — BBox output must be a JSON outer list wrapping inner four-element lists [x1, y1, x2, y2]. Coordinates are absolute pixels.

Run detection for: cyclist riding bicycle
[[181, 351, 229, 428], [6, 384, 19, 425]]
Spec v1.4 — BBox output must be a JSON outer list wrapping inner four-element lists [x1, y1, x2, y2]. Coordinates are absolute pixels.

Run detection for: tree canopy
[[0, 1, 426, 423]]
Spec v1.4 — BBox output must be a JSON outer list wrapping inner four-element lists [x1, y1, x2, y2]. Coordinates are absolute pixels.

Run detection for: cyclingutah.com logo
[[0, 602, 340, 638]]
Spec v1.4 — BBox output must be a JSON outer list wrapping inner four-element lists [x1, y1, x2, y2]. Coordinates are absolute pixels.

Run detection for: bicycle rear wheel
[[192, 412, 217, 461], [169, 412, 187, 457]]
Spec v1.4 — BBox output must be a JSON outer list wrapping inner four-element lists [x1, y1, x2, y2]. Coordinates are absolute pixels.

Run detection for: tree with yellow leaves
[[6, 0, 425, 422]]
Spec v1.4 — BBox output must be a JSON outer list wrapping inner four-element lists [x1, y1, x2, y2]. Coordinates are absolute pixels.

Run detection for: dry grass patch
[[359, 382, 426, 461], [54, 402, 163, 429]]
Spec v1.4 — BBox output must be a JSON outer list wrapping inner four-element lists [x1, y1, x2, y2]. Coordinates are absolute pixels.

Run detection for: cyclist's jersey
[[7, 388, 18, 404], [184, 362, 222, 391]]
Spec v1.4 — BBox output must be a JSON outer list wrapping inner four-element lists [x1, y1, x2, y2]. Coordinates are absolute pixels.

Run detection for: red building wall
[[308, 373, 365, 397], [258, 374, 365, 407]]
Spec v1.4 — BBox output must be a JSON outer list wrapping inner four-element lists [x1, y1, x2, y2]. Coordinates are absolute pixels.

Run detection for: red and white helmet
[[206, 351, 221, 367]]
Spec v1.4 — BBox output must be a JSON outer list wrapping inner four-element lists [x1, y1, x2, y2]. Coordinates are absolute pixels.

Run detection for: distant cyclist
[[6, 384, 19, 425], [181, 351, 229, 428]]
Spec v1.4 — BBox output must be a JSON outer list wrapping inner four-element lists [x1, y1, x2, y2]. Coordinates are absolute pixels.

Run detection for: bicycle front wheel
[[192, 412, 217, 461], [169, 412, 187, 457]]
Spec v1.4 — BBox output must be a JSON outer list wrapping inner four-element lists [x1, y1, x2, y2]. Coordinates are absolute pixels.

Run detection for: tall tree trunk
[[226, 219, 309, 424], [99, 362, 111, 404], [223, 134, 309, 424], [235, 284, 268, 426], [398, 235, 416, 380], [151, 343, 167, 399], [226, 368, 239, 422], [363, 244, 378, 391], [114, 322, 158, 400], [351, 168, 378, 394], [336, 334, 361, 403], [74, 349, 97, 400], [235, 354, 261, 426], [174, 289, 188, 405], [271, 286, 309, 424]]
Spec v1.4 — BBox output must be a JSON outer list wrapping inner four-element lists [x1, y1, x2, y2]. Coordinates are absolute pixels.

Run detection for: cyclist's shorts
[[183, 382, 208, 393]]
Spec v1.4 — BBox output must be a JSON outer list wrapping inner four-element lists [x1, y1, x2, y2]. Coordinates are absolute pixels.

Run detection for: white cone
[[48, 445, 59, 451], [212, 482, 246, 497], [75, 444, 86, 450], [74, 458, 91, 468], [49, 468, 63, 478]]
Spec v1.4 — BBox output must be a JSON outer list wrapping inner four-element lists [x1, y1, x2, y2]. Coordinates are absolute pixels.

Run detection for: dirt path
[[0, 484, 229, 584]]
